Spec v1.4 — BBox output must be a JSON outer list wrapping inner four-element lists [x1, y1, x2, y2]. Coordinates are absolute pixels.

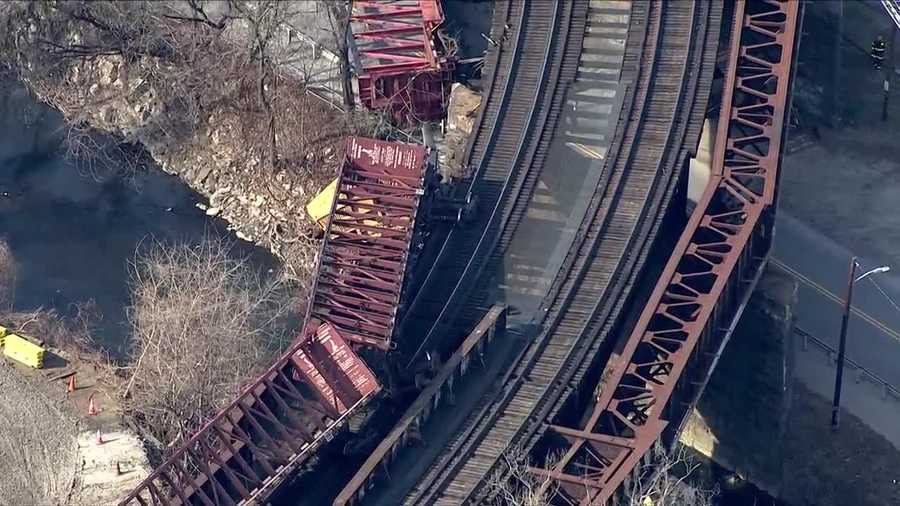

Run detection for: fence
[[795, 326, 900, 402]]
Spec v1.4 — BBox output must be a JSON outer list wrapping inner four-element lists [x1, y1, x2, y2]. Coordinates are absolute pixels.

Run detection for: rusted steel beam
[[315, 281, 397, 305], [349, 1, 453, 122], [316, 138, 427, 349], [121, 137, 425, 505], [531, 1, 800, 503], [118, 323, 380, 506], [350, 1, 442, 68], [333, 306, 508, 506]]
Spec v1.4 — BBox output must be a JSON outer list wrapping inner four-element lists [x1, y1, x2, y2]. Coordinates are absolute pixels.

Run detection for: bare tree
[[324, 1, 355, 109], [625, 445, 717, 506], [487, 445, 717, 506], [0, 1, 238, 176], [122, 237, 298, 447], [485, 447, 560, 506], [0, 1, 360, 176], [225, 0, 286, 171], [3, 302, 102, 358]]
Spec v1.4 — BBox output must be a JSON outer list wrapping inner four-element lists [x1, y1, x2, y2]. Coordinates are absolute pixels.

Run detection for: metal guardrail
[[332, 305, 507, 506], [795, 326, 900, 402]]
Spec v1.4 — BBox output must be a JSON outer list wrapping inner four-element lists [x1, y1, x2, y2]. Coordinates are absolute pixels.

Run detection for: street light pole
[[831, 257, 891, 430], [831, 257, 857, 431]]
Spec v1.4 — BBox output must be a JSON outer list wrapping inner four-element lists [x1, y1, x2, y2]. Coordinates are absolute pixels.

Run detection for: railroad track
[[398, 1, 723, 503], [543, 0, 722, 430], [398, 0, 580, 365], [452, 0, 591, 335]]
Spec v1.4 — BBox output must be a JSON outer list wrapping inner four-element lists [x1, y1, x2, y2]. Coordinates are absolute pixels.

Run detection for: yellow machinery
[[306, 178, 341, 229], [305, 178, 388, 236], [2, 333, 45, 369]]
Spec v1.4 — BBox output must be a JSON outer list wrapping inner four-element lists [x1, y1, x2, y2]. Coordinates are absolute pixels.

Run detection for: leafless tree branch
[[121, 237, 298, 447]]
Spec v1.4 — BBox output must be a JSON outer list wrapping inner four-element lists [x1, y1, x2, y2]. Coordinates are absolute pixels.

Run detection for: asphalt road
[[772, 212, 900, 388]]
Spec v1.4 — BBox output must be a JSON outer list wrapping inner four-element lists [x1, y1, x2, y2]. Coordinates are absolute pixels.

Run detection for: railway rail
[[333, 306, 507, 506], [398, 0, 723, 503], [398, 0, 585, 365], [531, 1, 801, 503]]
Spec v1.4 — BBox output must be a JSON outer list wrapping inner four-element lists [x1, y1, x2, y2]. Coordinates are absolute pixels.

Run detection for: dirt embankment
[[3, 0, 381, 283], [0, 313, 151, 506], [0, 361, 78, 506], [27, 52, 358, 283]]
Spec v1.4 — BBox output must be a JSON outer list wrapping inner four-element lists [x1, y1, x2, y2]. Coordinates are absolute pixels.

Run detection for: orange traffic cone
[[96, 429, 104, 445], [87, 394, 98, 416], [67, 375, 77, 393]]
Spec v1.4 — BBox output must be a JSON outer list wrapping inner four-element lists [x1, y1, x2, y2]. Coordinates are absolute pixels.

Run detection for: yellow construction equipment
[[306, 178, 340, 229], [305, 178, 389, 236], [3, 333, 45, 369]]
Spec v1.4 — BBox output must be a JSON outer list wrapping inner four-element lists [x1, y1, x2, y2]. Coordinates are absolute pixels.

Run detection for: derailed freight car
[[310, 137, 430, 351], [119, 137, 432, 506]]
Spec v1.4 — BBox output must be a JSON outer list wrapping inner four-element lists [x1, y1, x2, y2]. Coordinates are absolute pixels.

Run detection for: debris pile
[[437, 83, 483, 182]]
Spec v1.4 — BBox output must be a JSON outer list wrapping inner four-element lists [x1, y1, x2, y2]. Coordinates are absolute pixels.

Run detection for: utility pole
[[831, 258, 891, 430], [831, 257, 857, 431], [831, 1, 844, 127]]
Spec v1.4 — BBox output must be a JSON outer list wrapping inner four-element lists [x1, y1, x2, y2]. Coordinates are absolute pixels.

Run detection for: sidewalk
[[790, 328, 900, 450], [782, 1, 900, 268], [772, 211, 900, 449]]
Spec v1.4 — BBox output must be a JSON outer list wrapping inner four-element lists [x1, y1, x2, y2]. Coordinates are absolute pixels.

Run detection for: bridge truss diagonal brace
[[118, 321, 382, 506], [532, 1, 800, 504]]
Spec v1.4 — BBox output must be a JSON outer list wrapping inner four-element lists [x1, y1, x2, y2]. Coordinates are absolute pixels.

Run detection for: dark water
[[0, 81, 266, 358], [442, 0, 494, 60], [707, 460, 789, 506]]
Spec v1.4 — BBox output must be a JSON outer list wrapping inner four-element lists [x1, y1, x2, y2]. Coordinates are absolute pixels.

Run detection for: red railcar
[[292, 321, 381, 416], [349, 0, 454, 123], [311, 137, 429, 350], [119, 320, 381, 506]]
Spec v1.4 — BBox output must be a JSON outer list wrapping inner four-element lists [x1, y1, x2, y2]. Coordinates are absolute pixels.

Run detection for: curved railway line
[[529, 2, 800, 501], [398, 0, 584, 365], [114, 0, 792, 504], [398, 1, 723, 503]]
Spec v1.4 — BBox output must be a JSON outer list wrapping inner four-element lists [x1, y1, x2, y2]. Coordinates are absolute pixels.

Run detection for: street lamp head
[[855, 265, 891, 283]]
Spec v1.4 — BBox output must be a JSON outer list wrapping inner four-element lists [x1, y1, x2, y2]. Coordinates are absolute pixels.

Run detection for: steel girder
[[529, 1, 800, 503], [333, 306, 508, 506], [350, 0, 443, 70], [119, 137, 428, 505]]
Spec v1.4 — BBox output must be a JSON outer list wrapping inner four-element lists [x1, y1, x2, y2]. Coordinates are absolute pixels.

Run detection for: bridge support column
[[679, 266, 796, 495]]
